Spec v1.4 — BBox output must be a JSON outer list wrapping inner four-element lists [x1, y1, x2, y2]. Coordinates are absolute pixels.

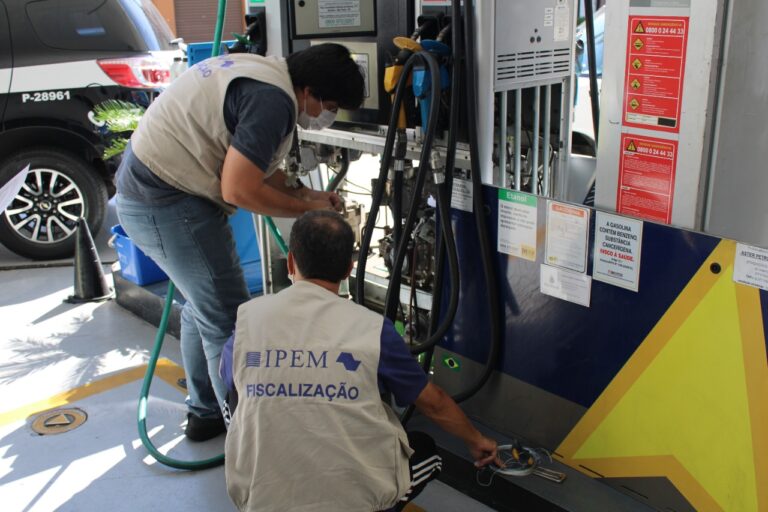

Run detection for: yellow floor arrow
[[558, 241, 768, 511]]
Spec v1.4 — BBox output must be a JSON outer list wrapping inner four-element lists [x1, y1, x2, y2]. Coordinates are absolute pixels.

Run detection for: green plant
[[92, 100, 146, 160]]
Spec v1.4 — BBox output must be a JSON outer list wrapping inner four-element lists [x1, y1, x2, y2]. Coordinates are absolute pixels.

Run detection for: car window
[[118, 0, 175, 51], [0, 0, 10, 120], [25, 0, 172, 52], [0, 1, 10, 69]]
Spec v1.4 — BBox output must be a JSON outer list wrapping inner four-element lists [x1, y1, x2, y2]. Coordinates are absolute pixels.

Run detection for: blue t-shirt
[[116, 77, 295, 204], [220, 318, 428, 409]]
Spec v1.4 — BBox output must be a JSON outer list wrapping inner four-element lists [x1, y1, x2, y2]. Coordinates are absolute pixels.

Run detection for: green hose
[[136, 214, 287, 470], [210, 0, 227, 57], [137, 281, 225, 470], [136, 220, 286, 470], [265, 216, 289, 255]]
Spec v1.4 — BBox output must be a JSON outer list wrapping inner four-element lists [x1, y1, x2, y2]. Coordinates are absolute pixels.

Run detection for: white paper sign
[[0, 164, 30, 212], [593, 212, 643, 292], [545, 201, 590, 273], [540, 264, 592, 307], [554, 3, 570, 42], [734, 243, 768, 292], [318, 0, 361, 28], [497, 189, 537, 261], [451, 175, 473, 213]]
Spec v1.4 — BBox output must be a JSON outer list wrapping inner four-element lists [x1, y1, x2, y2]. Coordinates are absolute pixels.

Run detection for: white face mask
[[297, 95, 337, 130]]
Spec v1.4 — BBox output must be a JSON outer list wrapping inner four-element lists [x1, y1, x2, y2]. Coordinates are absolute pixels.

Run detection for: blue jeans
[[116, 194, 250, 418]]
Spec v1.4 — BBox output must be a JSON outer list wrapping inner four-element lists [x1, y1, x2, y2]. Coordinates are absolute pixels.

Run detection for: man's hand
[[221, 148, 326, 217], [414, 382, 505, 470], [306, 199, 337, 211], [303, 189, 344, 212], [468, 435, 504, 469]]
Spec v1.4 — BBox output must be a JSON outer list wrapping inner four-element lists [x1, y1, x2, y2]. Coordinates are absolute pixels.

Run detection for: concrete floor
[[0, 201, 495, 512]]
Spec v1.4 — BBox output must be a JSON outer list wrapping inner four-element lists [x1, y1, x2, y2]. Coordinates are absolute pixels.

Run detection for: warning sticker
[[593, 212, 643, 292], [451, 173, 473, 213], [734, 244, 768, 292], [545, 201, 590, 273], [617, 135, 677, 224], [498, 190, 538, 261], [622, 16, 689, 133]]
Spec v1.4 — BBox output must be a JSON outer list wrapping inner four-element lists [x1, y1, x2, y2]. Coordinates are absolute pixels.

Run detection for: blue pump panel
[[439, 187, 722, 406]]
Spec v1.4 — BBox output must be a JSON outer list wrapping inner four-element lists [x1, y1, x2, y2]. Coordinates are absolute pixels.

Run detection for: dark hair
[[289, 211, 354, 283], [287, 43, 365, 110]]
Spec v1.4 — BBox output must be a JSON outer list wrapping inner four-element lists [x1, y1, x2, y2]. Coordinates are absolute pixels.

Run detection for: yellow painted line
[[736, 285, 768, 512], [571, 456, 722, 511], [558, 242, 726, 457], [0, 358, 186, 427], [557, 241, 768, 511], [403, 503, 425, 512]]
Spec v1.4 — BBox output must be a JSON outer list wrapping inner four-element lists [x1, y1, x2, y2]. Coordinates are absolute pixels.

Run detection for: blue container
[[186, 40, 236, 67], [110, 225, 168, 286], [228, 208, 263, 295]]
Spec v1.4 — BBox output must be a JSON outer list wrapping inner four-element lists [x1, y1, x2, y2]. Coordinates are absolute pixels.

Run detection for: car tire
[[0, 148, 108, 260]]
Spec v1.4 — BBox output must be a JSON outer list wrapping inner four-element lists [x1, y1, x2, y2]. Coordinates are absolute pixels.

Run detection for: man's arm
[[221, 146, 333, 216], [414, 382, 503, 468], [264, 170, 344, 212]]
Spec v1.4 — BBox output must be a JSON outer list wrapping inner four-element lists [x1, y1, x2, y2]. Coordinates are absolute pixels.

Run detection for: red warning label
[[623, 16, 688, 133], [617, 135, 677, 224]]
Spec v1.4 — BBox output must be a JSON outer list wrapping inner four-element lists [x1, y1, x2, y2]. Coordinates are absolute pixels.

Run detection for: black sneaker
[[185, 413, 226, 442]]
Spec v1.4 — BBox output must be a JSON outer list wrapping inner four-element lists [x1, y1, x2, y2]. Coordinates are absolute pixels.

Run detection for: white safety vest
[[226, 281, 413, 512], [131, 53, 298, 214]]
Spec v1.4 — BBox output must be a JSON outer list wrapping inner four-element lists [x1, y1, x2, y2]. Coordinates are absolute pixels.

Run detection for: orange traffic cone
[[65, 218, 114, 303]]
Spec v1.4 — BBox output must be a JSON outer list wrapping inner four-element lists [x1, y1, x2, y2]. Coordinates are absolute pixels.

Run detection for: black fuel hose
[[398, 177, 456, 426], [400, 0, 463, 426], [402, 169, 459, 352], [326, 148, 350, 193], [584, 0, 601, 142], [407, 14, 464, 356], [450, 0, 501, 404], [355, 52, 438, 306], [383, 51, 443, 322]]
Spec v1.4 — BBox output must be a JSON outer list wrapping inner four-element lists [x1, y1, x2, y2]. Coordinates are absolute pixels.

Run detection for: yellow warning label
[[631, 79, 641, 90], [635, 21, 645, 34], [634, 38, 644, 51], [630, 99, 640, 110], [632, 58, 643, 70], [626, 141, 637, 152]]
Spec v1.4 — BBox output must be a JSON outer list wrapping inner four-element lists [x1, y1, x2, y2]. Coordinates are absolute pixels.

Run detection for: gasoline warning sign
[[623, 16, 689, 133], [617, 135, 677, 224]]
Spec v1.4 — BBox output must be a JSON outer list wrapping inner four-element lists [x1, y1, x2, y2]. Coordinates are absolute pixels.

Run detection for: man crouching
[[221, 211, 502, 511]]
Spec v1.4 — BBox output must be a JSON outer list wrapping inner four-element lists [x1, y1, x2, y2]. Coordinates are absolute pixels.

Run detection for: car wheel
[[0, 148, 108, 260]]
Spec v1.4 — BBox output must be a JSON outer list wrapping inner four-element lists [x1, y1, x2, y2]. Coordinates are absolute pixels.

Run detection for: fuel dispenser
[[226, 1, 768, 510]]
